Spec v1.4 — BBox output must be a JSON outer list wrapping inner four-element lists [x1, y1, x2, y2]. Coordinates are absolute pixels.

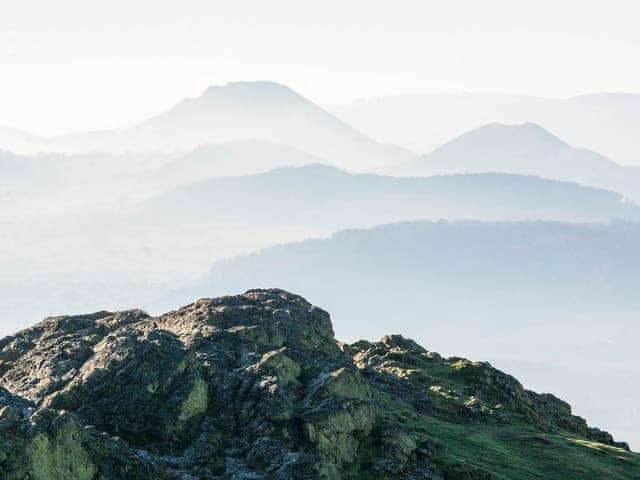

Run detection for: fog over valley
[[2, 81, 640, 454], [2, 5, 640, 474]]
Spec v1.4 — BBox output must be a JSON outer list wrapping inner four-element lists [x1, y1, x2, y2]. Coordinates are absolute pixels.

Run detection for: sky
[[1, 0, 639, 135]]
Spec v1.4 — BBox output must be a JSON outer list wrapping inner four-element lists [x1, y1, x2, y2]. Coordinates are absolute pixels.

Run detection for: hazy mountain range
[[0, 140, 328, 215], [138, 164, 640, 227], [175, 220, 640, 337], [166, 220, 640, 448], [6, 163, 638, 340], [3, 81, 640, 452], [151, 139, 328, 185], [0, 82, 413, 172], [334, 92, 640, 166], [398, 122, 640, 202]]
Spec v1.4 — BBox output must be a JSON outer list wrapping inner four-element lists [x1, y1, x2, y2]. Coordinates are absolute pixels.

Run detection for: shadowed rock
[[0, 289, 637, 479]]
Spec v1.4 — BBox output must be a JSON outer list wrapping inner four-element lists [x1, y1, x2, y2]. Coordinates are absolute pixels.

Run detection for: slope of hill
[[153, 140, 328, 184], [398, 122, 640, 202], [0, 148, 180, 216], [8, 166, 640, 339], [333, 92, 640, 166], [401, 122, 613, 175], [36, 81, 413, 171], [0, 289, 636, 479], [171, 221, 640, 448], [185, 221, 640, 335], [0, 140, 329, 215], [139, 164, 640, 227]]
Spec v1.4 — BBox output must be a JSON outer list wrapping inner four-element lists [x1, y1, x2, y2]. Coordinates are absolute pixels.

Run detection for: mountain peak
[[0, 289, 635, 479], [467, 121, 568, 148], [130, 80, 409, 170], [397, 121, 614, 177], [200, 80, 306, 104]]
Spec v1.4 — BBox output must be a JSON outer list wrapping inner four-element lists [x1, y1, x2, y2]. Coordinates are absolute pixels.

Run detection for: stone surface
[[0, 289, 637, 479]]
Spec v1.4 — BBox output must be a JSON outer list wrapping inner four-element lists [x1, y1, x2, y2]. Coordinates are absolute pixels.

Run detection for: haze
[[2, 0, 640, 455], [1, 0, 640, 135]]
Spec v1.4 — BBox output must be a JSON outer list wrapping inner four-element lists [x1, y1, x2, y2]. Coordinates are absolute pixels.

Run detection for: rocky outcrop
[[0, 289, 637, 479]]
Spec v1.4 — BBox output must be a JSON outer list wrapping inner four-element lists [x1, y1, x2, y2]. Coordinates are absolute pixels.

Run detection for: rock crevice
[[0, 289, 636, 479]]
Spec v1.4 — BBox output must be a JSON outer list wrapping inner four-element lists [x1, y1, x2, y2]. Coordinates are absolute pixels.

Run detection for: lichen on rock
[[26, 412, 96, 480], [0, 289, 637, 479]]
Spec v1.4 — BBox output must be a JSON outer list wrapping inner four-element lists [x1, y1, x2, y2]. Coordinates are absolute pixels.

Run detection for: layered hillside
[[0, 290, 637, 479], [400, 122, 616, 177], [189, 221, 640, 446], [397, 123, 640, 203], [139, 165, 640, 226], [333, 93, 640, 166], [15, 82, 411, 171]]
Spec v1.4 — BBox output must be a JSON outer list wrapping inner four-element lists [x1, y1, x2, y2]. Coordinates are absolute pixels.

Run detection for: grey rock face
[[0, 289, 635, 479]]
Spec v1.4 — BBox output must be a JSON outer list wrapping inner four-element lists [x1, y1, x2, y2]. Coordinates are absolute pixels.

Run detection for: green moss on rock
[[26, 414, 96, 480], [0, 290, 637, 480], [176, 376, 208, 431]]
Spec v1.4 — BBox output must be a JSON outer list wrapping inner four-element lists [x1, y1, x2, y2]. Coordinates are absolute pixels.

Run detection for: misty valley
[[2, 73, 640, 478]]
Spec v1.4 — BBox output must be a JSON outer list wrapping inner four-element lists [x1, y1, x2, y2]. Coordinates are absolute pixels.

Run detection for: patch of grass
[[371, 368, 640, 480], [406, 415, 640, 480]]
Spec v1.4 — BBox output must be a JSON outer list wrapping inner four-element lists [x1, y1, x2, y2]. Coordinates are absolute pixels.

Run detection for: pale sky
[[1, 0, 639, 135]]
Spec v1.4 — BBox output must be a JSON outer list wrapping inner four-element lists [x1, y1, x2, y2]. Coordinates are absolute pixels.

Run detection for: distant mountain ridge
[[0, 140, 330, 210], [165, 220, 640, 449], [138, 164, 640, 227], [333, 92, 640, 166], [1, 82, 414, 172], [153, 139, 328, 182], [398, 122, 640, 202], [184, 220, 640, 333]]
